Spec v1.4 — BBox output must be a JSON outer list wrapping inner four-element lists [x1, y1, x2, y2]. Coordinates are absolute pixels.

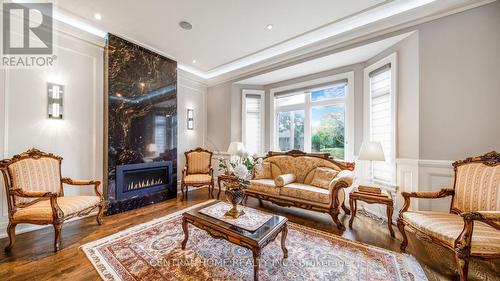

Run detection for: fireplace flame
[[127, 178, 164, 190]]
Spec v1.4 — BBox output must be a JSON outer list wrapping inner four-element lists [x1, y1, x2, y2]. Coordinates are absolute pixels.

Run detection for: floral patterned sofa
[[246, 150, 355, 230]]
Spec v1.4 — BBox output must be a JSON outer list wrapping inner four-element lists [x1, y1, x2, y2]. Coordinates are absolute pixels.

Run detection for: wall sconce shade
[[47, 83, 64, 119], [187, 109, 194, 130]]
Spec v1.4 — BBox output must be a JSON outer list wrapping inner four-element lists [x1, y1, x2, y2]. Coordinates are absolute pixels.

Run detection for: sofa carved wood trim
[[181, 147, 214, 200], [246, 150, 355, 230], [0, 148, 105, 252], [397, 151, 500, 281]]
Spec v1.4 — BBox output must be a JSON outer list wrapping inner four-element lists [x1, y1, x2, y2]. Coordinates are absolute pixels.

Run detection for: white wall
[[177, 71, 208, 181], [418, 1, 500, 160], [0, 26, 105, 237]]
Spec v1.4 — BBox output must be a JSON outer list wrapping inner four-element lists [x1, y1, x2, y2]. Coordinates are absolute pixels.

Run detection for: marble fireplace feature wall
[[105, 34, 177, 215]]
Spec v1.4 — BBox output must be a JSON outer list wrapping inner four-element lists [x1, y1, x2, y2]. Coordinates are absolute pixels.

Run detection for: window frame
[[363, 53, 397, 185], [241, 89, 266, 156], [269, 72, 354, 161]]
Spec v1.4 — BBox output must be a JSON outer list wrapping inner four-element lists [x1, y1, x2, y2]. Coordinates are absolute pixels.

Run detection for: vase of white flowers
[[223, 163, 251, 218]]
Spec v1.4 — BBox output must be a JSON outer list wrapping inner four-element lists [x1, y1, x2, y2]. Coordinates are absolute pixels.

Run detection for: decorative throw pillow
[[254, 162, 272, 179], [274, 173, 296, 187], [310, 167, 339, 189]]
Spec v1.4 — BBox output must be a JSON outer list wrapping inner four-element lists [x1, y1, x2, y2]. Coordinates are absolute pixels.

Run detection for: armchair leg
[[4, 223, 17, 252], [53, 223, 63, 252], [180, 183, 186, 201], [96, 204, 105, 225], [330, 209, 345, 231], [397, 219, 408, 252], [454, 252, 470, 281]]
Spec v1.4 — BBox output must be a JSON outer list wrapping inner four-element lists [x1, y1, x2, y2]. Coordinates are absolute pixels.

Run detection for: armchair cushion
[[186, 151, 211, 174], [8, 157, 61, 204], [402, 211, 500, 255], [184, 174, 212, 184], [13, 196, 100, 222], [310, 167, 339, 189], [453, 163, 500, 212], [280, 183, 330, 204]]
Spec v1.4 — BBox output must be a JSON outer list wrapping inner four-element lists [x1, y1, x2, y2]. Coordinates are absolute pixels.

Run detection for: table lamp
[[358, 141, 385, 185]]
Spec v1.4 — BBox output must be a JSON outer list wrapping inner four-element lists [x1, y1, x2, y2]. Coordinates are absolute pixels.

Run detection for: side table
[[349, 188, 395, 238]]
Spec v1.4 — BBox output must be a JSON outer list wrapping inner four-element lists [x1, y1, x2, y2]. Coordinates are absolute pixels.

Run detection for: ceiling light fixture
[[179, 21, 193, 30], [94, 13, 102, 20], [266, 24, 273, 30], [192, 60, 196, 64]]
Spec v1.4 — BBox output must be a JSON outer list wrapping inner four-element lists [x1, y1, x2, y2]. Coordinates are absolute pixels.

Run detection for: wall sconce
[[47, 83, 64, 119], [187, 109, 194, 130]]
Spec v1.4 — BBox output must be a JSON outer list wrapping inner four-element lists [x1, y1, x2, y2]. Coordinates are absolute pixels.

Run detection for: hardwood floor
[[0, 187, 498, 280]]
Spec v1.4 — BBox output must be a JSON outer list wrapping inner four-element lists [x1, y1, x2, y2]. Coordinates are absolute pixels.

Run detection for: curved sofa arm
[[329, 170, 354, 190], [328, 170, 354, 206], [400, 188, 454, 215]]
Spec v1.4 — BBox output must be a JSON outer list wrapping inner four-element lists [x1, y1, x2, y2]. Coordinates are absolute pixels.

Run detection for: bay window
[[271, 73, 354, 160], [242, 89, 265, 155]]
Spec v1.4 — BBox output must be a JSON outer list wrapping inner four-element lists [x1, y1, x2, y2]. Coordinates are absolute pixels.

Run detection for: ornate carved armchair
[[398, 151, 500, 281], [0, 148, 105, 252], [181, 147, 214, 201]]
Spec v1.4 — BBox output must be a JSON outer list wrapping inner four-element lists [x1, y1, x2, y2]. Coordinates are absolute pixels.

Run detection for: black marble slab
[[104, 34, 177, 215]]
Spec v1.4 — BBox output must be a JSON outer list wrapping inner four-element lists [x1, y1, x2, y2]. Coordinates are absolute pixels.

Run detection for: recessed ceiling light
[[179, 21, 193, 30], [192, 60, 196, 64], [94, 13, 102, 20], [266, 24, 273, 30], [139, 82, 145, 87]]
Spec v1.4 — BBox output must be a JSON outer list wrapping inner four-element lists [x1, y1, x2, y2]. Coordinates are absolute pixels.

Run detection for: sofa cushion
[[270, 163, 282, 179], [310, 167, 339, 189], [248, 179, 280, 195], [402, 211, 500, 255], [266, 155, 344, 183], [13, 196, 101, 221], [184, 174, 212, 184], [254, 162, 271, 179], [280, 183, 331, 204], [274, 173, 296, 187]]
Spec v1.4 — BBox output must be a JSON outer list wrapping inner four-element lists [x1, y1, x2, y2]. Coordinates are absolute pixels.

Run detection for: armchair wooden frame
[[397, 151, 500, 281], [0, 148, 105, 252], [245, 150, 355, 230], [180, 147, 214, 201]]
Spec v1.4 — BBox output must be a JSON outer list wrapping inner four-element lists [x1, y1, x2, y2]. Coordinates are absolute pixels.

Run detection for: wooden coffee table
[[181, 200, 288, 281]]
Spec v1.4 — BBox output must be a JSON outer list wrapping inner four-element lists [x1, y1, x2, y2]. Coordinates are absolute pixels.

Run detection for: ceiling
[[53, 0, 385, 71], [236, 32, 412, 85], [41, 0, 494, 82]]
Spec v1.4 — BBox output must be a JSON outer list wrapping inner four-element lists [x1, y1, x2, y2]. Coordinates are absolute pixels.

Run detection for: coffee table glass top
[[184, 200, 287, 242]]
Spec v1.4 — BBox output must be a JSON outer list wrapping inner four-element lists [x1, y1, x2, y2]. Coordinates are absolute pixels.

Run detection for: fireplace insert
[[116, 161, 173, 201]]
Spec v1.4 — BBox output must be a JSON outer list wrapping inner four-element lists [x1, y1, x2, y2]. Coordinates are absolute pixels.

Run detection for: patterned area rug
[[82, 201, 427, 281]]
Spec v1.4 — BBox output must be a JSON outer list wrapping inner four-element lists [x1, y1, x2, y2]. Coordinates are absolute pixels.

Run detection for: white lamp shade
[[358, 141, 385, 161], [227, 142, 245, 155]]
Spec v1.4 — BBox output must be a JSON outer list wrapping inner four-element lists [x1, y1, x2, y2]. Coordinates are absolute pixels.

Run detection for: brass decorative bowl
[[224, 181, 246, 219]]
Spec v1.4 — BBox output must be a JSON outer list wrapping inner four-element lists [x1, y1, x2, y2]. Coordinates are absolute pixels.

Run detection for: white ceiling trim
[[48, 0, 435, 81], [203, 0, 435, 78]]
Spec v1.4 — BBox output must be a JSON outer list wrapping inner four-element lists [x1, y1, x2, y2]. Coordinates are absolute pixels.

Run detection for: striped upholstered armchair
[[0, 148, 105, 252], [398, 151, 500, 281], [181, 147, 214, 201]]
